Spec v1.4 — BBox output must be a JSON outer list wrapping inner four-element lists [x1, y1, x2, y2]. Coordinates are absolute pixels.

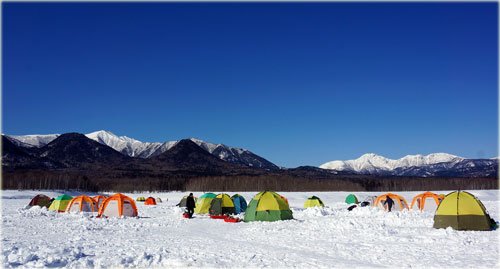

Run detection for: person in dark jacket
[[383, 195, 394, 212], [186, 193, 196, 218]]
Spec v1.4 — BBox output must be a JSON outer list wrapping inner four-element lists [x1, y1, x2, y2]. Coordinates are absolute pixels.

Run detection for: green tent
[[345, 194, 358, 204], [48, 194, 73, 212], [195, 193, 217, 214], [244, 191, 293, 222]]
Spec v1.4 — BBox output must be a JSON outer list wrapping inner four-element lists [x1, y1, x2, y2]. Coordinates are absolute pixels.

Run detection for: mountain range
[[3, 130, 498, 178], [7, 130, 278, 170], [320, 153, 498, 177]]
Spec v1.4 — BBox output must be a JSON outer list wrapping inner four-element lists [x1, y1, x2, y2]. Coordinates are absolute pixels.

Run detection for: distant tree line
[[2, 171, 99, 192], [2, 170, 498, 192]]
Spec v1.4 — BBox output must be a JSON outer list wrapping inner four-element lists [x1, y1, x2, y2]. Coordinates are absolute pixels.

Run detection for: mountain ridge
[[7, 130, 278, 170], [5, 131, 497, 177], [320, 153, 497, 177], [2, 133, 498, 192]]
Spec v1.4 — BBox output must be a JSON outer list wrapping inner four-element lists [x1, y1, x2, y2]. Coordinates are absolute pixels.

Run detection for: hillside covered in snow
[[2, 131, 497, 192], [320, 153, 498, 177], [7, 130, 278, 170]]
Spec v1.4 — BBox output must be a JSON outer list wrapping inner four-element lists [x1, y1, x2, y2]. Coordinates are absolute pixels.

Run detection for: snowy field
[[2, 189, 499, 268]]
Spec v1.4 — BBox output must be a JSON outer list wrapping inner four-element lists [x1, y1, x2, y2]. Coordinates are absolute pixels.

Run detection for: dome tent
[[28, 194, 52, 208], [194, 193, 216, 214], [280, 195, 289, 205], [93, 195, 107, 210], [231, 194, 248, 214], [144, 197, 157, 205], [98, 193, 138, 218], [304, 196, 324, 208], [374, 193, 409, 211], [177, 195, 198, 207], [66, 195, 97, 213], [345, 194, 358, 204], [244, 191, 293, 222], [410, 191, 441, 212], [433, 191, 496, 231], [136, 197, 146, 202], [209, 193, 235, 216], [48, 194, 73, 212]]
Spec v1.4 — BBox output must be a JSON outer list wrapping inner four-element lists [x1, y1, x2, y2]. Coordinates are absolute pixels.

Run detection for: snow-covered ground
[[2, 190, 499, 268]]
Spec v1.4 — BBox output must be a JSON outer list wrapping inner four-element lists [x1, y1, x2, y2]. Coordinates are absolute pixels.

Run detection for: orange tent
[[93, 195, 107, 210], [66, 195, 97, 213], [374, 193, 409, 211], [144, 197, 157, 205], [98, 193, 138, 217], [410, 191, 441, 211]]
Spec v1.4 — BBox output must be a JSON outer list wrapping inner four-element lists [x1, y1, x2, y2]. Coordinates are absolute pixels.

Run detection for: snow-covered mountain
[[6, 130, 278, 170], [319, 153, 497, 177], [189, 138, 276, 169], [85, 130, 171, 158], [8, 134, 60, 148], [320, 153, 463, 172]]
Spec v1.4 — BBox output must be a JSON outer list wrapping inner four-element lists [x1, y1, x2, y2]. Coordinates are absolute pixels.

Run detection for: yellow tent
[[304, 196, 324, 208], [48, 194, 73, 212], [244, 191, 293, 222], [209, 193, 235, 216], [433, 191, 496, 231]]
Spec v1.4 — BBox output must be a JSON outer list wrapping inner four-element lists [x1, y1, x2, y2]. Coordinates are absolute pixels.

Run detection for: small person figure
[[186, 193, 196, 218], [384, 195, 394, 212]]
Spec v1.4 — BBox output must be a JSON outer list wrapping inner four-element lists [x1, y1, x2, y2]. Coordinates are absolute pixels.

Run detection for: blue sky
[[3, 3, 498, 167]]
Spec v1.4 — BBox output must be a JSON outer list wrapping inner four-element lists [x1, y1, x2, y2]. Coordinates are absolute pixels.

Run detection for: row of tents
[[304, 191, 496, 231], [178, 193, 249, 214], [27, 190, 496, 230], [136, 197, 162, 204], [28, 191, 292, 222], [282, 192, 442, 211], [28, 193, 138, 217], [181, 191, 495, 230], [340, 192, 445, 211], [176, 192, 291, 222]]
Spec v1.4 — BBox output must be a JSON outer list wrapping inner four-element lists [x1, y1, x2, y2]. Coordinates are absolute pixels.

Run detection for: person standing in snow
[[384, 196, 394, 212], [186, 193, 196, 218]]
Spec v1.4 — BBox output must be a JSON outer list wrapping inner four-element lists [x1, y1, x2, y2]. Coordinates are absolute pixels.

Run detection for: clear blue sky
[[3, 3, 498, 167]]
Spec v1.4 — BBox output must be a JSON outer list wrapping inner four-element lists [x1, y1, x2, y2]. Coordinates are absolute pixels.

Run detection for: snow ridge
[[189, 138, 248, 160], [85, 130, 168, 158], [6, 131, 271, 168], [320, 153, 464, 173], [8, 134, 60, 148]]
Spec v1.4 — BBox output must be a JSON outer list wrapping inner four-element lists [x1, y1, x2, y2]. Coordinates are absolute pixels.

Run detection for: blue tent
[[231, 194, 248, 214]]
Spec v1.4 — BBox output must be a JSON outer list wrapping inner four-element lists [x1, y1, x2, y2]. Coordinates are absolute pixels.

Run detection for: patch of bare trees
[[2, 170, 497, 192]]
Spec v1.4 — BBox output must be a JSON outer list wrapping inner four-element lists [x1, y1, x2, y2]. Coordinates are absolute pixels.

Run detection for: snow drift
[[2, 190, 498, 268]]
